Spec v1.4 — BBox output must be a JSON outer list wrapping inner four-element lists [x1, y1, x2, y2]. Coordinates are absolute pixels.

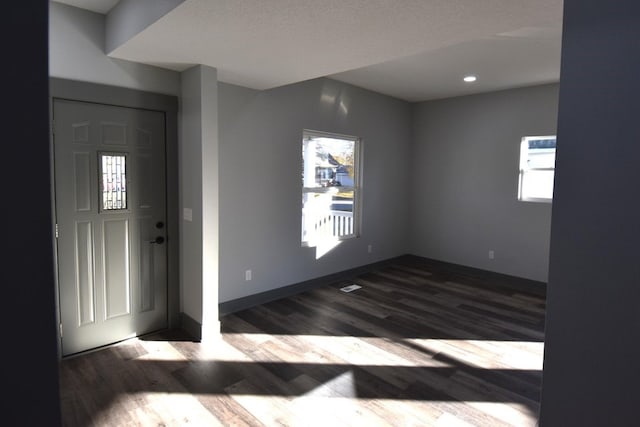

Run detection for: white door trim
[[50, 78, 179, 359]]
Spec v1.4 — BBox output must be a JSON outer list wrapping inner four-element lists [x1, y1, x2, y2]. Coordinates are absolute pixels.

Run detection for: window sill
[[518, 197, 552, 204]]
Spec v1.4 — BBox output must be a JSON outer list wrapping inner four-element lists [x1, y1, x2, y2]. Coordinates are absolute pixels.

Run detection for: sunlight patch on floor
[[466, 401, 539, 426], [112, 390, 538, 427], [131, 334, 543, 373], [406, 338, 544, 371], [89, 336, 541, 426], [210, 334, 544, 370], [224, 393, 536, 427], [134, 392, 223, 426]]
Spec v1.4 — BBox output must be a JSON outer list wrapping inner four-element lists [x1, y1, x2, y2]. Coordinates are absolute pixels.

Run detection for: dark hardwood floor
[[59, 257, 546, 426]]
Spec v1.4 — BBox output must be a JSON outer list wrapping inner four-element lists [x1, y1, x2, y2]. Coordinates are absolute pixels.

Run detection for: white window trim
[[518, 135, 556, 203], [301, 129, 362, 246]]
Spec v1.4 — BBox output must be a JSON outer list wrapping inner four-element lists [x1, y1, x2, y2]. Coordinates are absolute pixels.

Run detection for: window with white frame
[[518, 135, 556, 202], [301, 130, 361, 245]]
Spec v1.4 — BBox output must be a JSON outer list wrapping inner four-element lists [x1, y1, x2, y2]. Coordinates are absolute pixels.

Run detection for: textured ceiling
[[52, 0, 564, 102]]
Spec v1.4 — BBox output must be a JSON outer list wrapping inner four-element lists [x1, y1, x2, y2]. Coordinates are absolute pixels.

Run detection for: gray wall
[[49, 2, 180, 96], [410, 84, 559, 283], [218, 78, 411, 302], [539, 0, 640, 425]]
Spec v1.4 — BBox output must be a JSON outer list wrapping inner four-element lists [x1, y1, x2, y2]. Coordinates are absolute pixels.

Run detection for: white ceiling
[[54, 0, 119, 14], [52, 0, 564, 102]]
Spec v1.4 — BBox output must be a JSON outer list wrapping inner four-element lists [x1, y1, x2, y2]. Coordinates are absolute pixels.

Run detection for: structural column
[[180, 65, 220, 341]]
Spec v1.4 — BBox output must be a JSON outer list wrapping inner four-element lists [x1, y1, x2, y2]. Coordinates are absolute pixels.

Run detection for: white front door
[[53, 99, 168, 356]]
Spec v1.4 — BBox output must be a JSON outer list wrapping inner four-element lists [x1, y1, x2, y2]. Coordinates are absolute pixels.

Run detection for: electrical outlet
[[367, 244, 372, 253], [245, 270, 252, 281], [488, 250, 495, 260]]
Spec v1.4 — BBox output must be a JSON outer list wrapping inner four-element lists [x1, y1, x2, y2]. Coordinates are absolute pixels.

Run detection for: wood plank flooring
[[59, 257, 546, 426]]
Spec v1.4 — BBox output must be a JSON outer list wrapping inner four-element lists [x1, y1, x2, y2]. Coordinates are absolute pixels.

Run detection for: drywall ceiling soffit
[[330, 26, 563, 102], [61, 0, 564, 102], [53, 0, 120, 14]]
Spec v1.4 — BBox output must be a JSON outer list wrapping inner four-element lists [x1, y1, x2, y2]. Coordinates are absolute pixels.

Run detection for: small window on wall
[[302, 130, 361, 246], [99, 153, 128, 211], [518, 136, 556, 202]]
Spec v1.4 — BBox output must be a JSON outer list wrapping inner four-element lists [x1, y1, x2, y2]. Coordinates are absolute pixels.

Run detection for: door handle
[[149, 236, 165, 244]]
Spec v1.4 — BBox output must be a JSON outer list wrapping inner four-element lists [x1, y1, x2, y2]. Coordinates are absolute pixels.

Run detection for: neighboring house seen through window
[[302, 130, 361, 246], [518, 135, 556, 202]]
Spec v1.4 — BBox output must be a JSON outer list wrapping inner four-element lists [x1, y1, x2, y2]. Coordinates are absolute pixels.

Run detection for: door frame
[[50, 77, 180, 359]]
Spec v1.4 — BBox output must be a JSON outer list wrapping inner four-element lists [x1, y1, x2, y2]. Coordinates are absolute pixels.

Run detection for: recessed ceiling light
[[463, 75, 477, 83]]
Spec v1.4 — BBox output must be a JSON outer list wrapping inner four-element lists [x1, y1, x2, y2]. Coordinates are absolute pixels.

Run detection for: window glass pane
[[521, 170, 555, 200], [519, 135, 556, 202], [101, 154, 127, 210], [527, 138, 556, 150], [302, 190, 355, 242], [302, 137, 355, 188], [302, 131, 360, 245], [330, 190, 354, 214], [525, 137, 556, 169]]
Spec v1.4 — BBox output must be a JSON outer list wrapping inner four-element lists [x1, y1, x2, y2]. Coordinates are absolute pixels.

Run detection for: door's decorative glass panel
[[75, 221, 95, 326], [100, 153, 127, 211]]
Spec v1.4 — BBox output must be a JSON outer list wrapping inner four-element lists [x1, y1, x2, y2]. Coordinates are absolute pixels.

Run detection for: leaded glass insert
[[100, 153, 127, 210]]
